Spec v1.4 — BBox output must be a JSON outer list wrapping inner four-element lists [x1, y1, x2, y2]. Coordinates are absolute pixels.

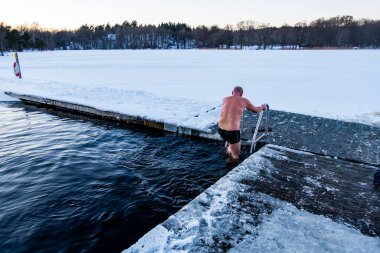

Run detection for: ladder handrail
[[250, 106, 270, 153]]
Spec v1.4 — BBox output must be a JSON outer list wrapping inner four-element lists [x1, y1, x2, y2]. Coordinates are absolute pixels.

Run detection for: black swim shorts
[[218, 128, 241, 144]]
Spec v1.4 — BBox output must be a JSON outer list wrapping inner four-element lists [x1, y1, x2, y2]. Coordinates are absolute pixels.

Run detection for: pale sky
[[1, 0, 379, 29]]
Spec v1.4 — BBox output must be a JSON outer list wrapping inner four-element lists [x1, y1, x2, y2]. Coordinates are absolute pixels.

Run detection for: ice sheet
[[1, 50, 379, 129]]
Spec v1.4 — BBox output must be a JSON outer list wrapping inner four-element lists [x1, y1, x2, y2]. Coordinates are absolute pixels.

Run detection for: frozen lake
[[1, 50, 379, 127]]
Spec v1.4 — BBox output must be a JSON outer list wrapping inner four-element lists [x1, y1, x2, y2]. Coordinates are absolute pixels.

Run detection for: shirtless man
[[218, 86, 267, 160]]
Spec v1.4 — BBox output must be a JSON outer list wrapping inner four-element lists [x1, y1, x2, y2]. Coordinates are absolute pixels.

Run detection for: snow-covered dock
[[240, 110, 380, 166], [125, 145, 380, 252], [4, 92, 219, 140]]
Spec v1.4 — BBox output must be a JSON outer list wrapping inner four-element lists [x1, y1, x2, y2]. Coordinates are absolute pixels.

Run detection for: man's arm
[[245, 98, 267, 113]]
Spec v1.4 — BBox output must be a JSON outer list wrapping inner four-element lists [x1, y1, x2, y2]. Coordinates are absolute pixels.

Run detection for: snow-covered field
[[1, 50, 380, 129]]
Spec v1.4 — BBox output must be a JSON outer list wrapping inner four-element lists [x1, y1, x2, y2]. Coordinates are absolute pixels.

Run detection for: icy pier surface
[[4, 92, 219, 140], [238, 110, 380, 166], [125, 145, 380, 252]]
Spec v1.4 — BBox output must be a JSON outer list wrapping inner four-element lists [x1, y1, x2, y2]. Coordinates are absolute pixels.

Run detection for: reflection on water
[[0, 102, 239, 253]]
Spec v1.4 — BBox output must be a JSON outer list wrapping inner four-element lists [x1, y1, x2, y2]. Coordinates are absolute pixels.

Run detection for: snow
[[232, 205, 380, 253], [1, 50, 380, 129], [126, 225, 170, 253]]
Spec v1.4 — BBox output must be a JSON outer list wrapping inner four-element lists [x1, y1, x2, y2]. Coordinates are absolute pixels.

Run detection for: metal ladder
[[250, 106, 270, 153]]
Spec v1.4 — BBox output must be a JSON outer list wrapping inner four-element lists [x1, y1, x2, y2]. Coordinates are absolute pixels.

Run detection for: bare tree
[[236, 21, 246, 49]]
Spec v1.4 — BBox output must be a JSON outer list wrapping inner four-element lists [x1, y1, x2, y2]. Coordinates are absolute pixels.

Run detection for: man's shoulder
[[241, 97, 251, 103], [223, 96, 233, 101], [223, 96, 251, 105]]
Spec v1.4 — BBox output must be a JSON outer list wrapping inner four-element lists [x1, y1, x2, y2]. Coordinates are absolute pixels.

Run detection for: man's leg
[[228, 141, 241, 160]]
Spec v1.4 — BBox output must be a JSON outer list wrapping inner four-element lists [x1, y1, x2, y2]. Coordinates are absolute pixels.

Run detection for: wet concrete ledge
[[5, 92, 218, 140]]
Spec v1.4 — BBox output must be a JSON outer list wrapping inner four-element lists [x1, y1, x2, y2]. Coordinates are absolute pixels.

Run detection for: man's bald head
[[232, 86, 243, 96]]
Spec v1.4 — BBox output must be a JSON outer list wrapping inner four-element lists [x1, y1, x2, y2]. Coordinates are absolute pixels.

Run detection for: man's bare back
[[218, 96, 258, 131], [219, 94, 265, 131], [218, 86, 267, 161]]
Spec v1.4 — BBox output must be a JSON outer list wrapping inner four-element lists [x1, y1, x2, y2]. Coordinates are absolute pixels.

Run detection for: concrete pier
[[125, 145, 380, 252], [5, 92, 218, 140], [238, 110, 380, 166]]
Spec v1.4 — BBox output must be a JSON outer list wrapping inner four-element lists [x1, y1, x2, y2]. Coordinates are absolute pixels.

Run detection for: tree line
[[1, 15, 379, 54]]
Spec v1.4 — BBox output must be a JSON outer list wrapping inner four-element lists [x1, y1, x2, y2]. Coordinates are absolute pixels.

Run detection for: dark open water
[[0, 102, 239, 253]]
